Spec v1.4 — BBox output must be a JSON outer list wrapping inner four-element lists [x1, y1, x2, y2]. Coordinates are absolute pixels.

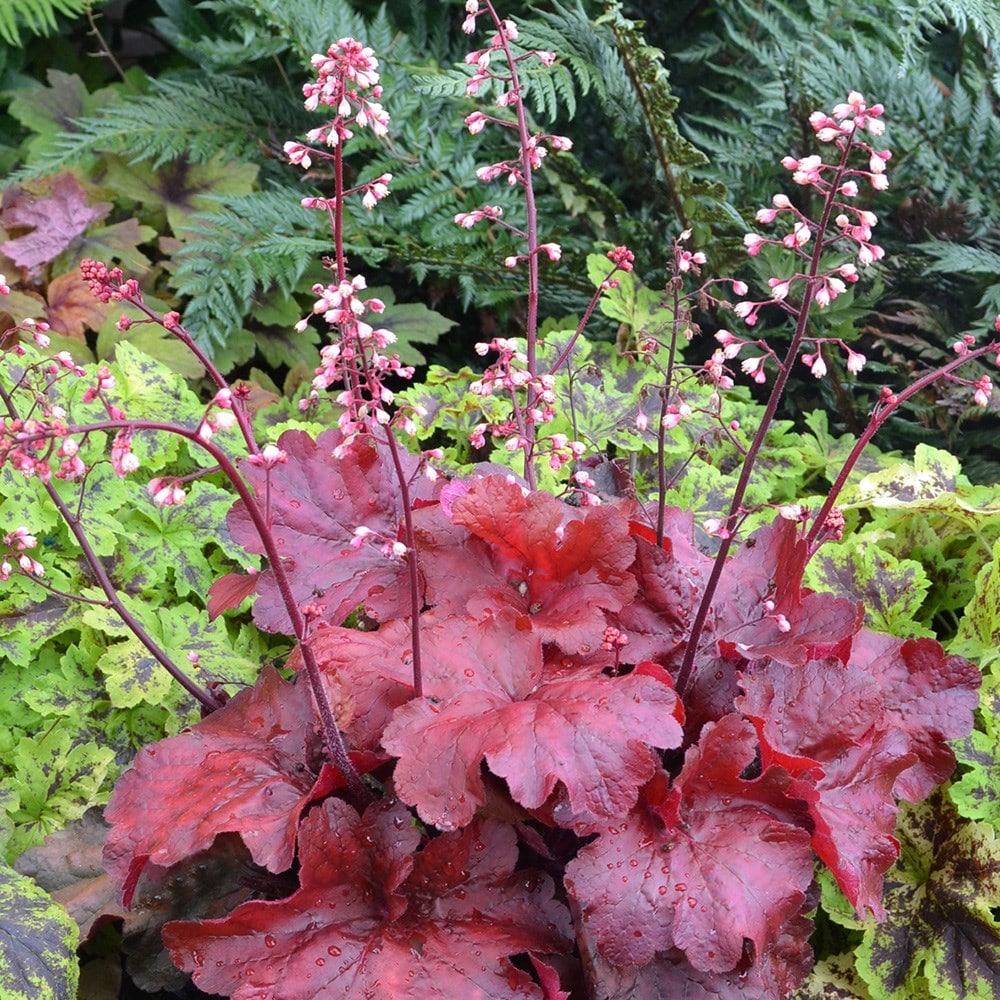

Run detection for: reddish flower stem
[[34, 416, 367, 797], [0, 384, 221, 711], [485, 0, 540, 490], [674, 135, 856, 701], [805, 341, 1000, 552]]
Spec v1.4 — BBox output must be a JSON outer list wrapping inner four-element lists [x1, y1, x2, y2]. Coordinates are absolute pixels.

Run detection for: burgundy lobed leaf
[[610, 517, 702, 664], [736, 656, 884, 777], [291, 617, 416, 751], [207, 571, 259, 620], [163, 798, 571, 1000], [565, 715, 814, 974], [845, 632, 980, 802], [103, 667, 344, 904], [227, 429, 431, 633], [788, 729, 915, 920], [718, 517, 863, 667], [447, 476, 638, 652], [584, 912, 815, 1000], [382, 615, 683, 831], [734, 641, 967, 919]]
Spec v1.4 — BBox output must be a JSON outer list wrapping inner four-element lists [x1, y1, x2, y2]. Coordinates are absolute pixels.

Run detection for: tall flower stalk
[[674, 93, 999, 699], [285, 38, 428, 697]]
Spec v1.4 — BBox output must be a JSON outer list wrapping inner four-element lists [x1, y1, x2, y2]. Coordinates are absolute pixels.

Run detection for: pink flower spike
[[846, 349, 866, 374], [974, 376, 992, 408], [839, 180, 859, 197], [465, 111, 487, 134], [768, 278, 791, 301], [504, 255, 519, 268], [539, 242, 562, 262], [607, 245, 635, 271], [744, 233, 765, 256], [732, 280, 748, 296]]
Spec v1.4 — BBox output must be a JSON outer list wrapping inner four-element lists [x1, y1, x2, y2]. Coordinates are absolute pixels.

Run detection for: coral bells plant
[[2, 5, 999, 996]]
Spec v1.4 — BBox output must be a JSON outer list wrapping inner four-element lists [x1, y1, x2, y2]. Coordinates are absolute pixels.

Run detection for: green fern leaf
[[0, 0, 108, 47]]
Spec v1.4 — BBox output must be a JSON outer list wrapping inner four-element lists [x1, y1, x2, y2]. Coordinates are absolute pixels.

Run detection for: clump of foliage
[[1, 2, 999, 999]]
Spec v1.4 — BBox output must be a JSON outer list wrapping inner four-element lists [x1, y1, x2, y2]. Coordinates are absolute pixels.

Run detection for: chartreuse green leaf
[[0, 853, 78, 1000], [950, 671, 1000, 826], [951, 537, 1000, 674], [0, 464, 63, 538], [803, 537, 933, 638], [118, 480, 249, 598], [855, 793, 1000, 1000], [585, 251, 679, 344], [4, 729, 115, 862], [85, 595, 259, 709], [853, 444, 1000, 527], [0, 593, 77, 667]]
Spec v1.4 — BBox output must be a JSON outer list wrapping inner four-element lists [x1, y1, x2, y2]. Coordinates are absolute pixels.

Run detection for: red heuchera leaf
[[162, 799, 571, 1000], [446, 476, 637, 652], [292, 618, 416, 750], [227, 428, 430, 633], [736, 656, 884, 777], [736, 654, 910, 918], [206, 571, 259, 620], [565, 715, 813, 973], [789, 729, 915, 920], [382, 614, 682, 831], [734, 634, 979, 920], [103, 667, 341, 903], [670, 517, 862, 738], [0, 173, 110, 269], [846, 632, 980, 802], [718, 517, 863, 666], [584, 910, 815, 999], [611, 516, 701, 664]]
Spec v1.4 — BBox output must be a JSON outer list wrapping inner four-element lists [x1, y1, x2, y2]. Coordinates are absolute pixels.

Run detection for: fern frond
[[893, 0, 1000, 68], [18, 74, 307, 178], [0, 0, 107, 47], [920, 241, 1000, 275], [208, 0, 369, 64], [168, 190, 332, 352]]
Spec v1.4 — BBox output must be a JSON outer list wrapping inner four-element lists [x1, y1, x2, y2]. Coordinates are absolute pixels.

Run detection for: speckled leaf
[[5, 731, 116, 861], [856, 793, 1000, 1000], [0, 858, 78, 1000], [804, 539, 932, 638], [950, 673, 1000, 824], [0, 593, 77, 665], [118, 480, 247, 597], [854, 444, 1000, 528], [96, 635, 174, 709], [791, 952, 874, 999], [951, 537, 1000, 674]]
